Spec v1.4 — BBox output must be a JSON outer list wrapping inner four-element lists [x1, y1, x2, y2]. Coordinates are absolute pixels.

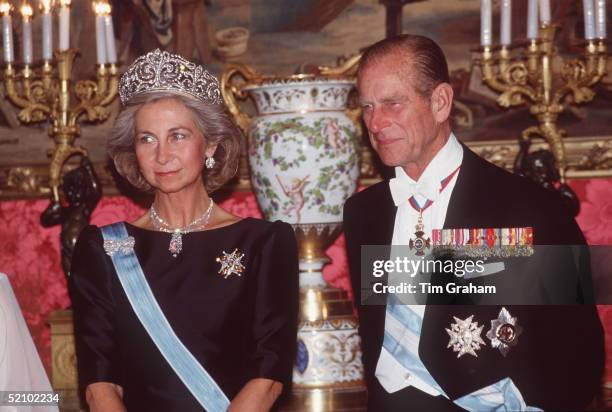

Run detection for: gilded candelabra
[[3, 49, 117, 208], [477, 24, 608, 182]]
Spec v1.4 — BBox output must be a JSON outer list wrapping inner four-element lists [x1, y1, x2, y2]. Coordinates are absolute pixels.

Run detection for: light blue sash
[[385, 294, 542, 411], [101, 223, 230, 412]]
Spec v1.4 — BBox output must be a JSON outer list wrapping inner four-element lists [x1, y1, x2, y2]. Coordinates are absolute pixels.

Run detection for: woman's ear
[[205, 143, 218, 158], [430, 83, 454, 123]]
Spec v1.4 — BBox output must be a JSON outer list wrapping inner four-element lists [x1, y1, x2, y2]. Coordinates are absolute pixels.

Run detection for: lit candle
[[480, 0, 493, 46], [0, 2, 13, 63], [594, 0, 607, 39], [538, 0, 551, 25], [527, 0, 539, 39], [21, 3, 33, 65], [58, 0, 71, 50], [103, 3, 116, 64], [40, 0, 52, 61], [93, 2, 106, 64], [501, 0, 512, 46], [584, 0, 596, 40]]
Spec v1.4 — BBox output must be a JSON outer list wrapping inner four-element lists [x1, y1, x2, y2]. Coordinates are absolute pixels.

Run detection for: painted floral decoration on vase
[[245, 80, 360, 225]]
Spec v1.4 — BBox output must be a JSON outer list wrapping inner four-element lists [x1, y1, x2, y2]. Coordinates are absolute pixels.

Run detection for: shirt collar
[[394, 132, 463, 185]]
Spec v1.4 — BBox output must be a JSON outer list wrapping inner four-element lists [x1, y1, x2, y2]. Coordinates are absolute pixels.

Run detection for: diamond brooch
[[216, 249, 245, 279], [103, 237, 136, 257]]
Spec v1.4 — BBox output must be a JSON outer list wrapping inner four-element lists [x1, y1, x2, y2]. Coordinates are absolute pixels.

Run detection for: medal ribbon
[[407, 166, 461, 212]]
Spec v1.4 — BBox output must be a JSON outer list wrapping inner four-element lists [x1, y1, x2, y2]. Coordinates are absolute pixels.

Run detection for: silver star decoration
[[216, 249, 245, 279], [103, 237, 135, 257], [486, 307, 523, 357], [446, 315, 486, 358]]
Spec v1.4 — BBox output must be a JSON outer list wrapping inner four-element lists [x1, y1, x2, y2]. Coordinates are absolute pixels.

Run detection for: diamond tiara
[[119, 49, 222, 106]]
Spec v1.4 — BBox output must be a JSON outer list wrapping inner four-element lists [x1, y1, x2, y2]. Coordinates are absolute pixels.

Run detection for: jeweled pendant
[[168, 230, 183, 257]]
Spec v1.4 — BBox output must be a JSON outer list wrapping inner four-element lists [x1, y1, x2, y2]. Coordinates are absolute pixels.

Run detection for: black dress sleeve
[[247, 221, 299, 387], [68, 225, 122, 391]]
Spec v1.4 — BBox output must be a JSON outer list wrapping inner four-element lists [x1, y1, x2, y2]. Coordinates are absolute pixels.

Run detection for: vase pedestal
[[281, 388, 367, 411], [287, 224, 367, 411]]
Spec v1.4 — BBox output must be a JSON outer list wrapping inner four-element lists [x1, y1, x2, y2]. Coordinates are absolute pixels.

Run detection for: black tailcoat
[[343, 145, 604, 411]]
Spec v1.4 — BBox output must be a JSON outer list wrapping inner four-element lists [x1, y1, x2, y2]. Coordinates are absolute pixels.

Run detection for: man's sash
[[100, 222, 230, 412], [386, 294, 542, 411]]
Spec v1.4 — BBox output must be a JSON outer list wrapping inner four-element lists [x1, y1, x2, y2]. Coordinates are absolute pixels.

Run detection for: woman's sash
[[100, 222, 230, 412]]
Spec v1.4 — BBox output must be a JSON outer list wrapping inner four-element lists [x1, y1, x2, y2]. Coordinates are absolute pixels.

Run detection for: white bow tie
[[389, 177, 440, 206]]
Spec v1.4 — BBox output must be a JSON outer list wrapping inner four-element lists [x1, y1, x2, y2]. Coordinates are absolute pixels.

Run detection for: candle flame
[[0, 2, 11, 15], [21, 3, 33, 17], [39, 0, 52, 13], [93, 1, 110, 15]]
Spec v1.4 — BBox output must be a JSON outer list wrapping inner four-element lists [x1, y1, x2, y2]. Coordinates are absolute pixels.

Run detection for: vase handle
[[318, 53, 362, 77], [220, 63, 261, 134], [319, 54, 364, 135]]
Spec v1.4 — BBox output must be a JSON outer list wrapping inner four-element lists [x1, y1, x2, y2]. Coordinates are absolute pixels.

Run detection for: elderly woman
[[68, 49, 299, 412]]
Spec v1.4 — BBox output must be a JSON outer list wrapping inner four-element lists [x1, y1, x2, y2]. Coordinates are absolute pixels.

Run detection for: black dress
[[68, 218, 299, 412]]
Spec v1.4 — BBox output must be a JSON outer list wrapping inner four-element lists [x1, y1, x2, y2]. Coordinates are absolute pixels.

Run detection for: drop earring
[[205, 156, 215, 169]]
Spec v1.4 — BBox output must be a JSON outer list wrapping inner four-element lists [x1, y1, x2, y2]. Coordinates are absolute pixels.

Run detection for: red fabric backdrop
[[1, 178, 611, 385]]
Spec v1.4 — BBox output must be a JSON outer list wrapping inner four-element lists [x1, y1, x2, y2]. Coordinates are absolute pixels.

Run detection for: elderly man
[[343, 34, 604, 411]]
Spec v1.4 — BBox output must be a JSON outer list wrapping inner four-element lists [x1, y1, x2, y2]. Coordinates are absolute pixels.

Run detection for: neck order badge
[[408, 167, 460, 256]]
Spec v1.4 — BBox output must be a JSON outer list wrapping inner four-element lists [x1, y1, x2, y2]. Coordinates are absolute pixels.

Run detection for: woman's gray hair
[[108, 91, 242, 193]]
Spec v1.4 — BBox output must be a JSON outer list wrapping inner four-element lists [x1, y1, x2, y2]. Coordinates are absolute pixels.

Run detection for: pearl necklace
[[149, 199, 214, 257]]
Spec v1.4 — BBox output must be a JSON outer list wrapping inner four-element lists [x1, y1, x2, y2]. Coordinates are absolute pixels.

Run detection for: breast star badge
[[486, 307, 522, 357], [216, 249, 245, 279], [446, 315, 485, 358]]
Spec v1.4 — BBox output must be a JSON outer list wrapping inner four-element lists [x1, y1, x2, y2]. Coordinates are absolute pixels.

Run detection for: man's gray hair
[[358, 34, 450, 99]]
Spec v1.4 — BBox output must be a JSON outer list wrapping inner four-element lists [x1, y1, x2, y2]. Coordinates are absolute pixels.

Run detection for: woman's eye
[[138, 135, 156, 143], [172, 133, 186, 141]]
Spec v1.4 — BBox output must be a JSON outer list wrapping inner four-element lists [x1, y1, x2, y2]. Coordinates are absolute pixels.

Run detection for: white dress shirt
[[375, 133, 464, 396]]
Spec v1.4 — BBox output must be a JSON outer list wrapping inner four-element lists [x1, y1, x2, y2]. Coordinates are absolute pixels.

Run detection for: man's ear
[[430, 83, 454, 123]]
